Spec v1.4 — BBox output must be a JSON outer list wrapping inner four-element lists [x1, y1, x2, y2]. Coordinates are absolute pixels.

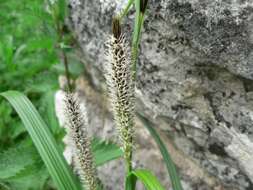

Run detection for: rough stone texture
[[67, 0, 253, 189]]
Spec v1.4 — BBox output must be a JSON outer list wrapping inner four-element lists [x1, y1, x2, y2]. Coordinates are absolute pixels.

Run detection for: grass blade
[[0, 91, 82, 190], [137, 113, 183, 190], [126, 169, 165, 190], [131, 0, 147, 78], [119, 0, 134, 19]]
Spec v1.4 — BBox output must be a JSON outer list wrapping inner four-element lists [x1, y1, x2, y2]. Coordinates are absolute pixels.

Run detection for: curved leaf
[[137, 113, 183, 190], [92, 138, 123, 166], [0, 91, 82, 190], [126, 169, 165, 190]]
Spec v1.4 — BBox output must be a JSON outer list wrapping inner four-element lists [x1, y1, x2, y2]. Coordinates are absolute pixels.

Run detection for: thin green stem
[[124, 128, 133, 190], [61, 48, 72, 92], [131, 14, 145, 80], [48, 0, 72, 92], [119, 0, 134, 20], [131, 0, 148, 80], [131, 43, 138, 80], [57, 22, 72, 92], [125, 160, 134, 190], [126, 155, 132, 173]]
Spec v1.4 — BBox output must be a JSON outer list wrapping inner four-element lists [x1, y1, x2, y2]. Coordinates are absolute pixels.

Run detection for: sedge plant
[[104, 0, 184, 190], [64, 93, 98, 190], [104, 17, 135, 175]]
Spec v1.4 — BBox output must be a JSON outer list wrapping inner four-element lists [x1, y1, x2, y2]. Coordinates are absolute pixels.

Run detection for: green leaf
[[0, 181, 11, 190], [92, 138, 123, 166], [1, 35, 14, 68], [0, 91, 82, 190], [137, 113, 183, 190], [39, 91, 61, 134], [0, 146, 36, 179], [119, 0, 134, 19], [131, 0, 147, 78], [6, 159, 50, 190], [26, 37, 54, 51], [126, 169, 165, 190]]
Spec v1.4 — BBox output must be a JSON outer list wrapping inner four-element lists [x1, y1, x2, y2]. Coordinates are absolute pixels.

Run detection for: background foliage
[[0, 0, 82, 189]]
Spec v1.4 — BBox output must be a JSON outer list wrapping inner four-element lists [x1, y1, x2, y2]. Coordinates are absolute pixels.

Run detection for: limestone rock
[[67, 0, 253, 189]]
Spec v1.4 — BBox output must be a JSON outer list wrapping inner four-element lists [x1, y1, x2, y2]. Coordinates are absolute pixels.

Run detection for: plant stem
[[116, 1, 148, 189], [131, 43, 138, 80], [61, 49, 72, 92], [125, 158, 135, 190], [124, 127, 133, 189], [57, 21, 72, 92], [131, 0, 145, 80], [119, 0, 134, 20], [47, 0, 72, 91], [127, 154, 133, 173]]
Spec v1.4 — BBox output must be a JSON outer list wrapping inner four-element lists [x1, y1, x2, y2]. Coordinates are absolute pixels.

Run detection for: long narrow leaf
[[131, 0, 148, 76], [137, 113, 183, 190], [119, 0, 134, 19], [126, 169, 165, 190], [0, 91, 82, 190]]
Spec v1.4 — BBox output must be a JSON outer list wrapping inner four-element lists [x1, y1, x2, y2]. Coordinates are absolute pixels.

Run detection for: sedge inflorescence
[[64, 93, 98, 190], [104, 22, 135, 165]]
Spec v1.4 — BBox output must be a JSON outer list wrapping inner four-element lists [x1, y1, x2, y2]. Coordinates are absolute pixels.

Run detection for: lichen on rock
[[67, 0, 253, 189]]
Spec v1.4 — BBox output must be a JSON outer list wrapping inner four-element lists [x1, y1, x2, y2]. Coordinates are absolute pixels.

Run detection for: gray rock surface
[[67, 0, 253, 189]]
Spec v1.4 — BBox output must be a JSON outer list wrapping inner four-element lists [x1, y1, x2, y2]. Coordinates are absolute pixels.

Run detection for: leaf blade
[[92, 138, 123, 166], [0, 146, 36, 179], [137, 113, 183, 190], [126, 169, 165, 190], [0, 91, 81, 190]]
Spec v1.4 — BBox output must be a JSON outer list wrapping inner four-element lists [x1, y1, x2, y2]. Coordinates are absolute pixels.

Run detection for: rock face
[[68, 0, 253, 189]]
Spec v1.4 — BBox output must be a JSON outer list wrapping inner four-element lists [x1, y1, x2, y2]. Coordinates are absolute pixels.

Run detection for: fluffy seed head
[[64, 93, 98, 190], [104, 35, 135, 161]]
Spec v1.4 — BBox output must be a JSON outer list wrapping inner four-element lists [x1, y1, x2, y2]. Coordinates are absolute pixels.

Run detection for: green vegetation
[[0, 0, 81, 189], [1, 91, 123, 190]]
